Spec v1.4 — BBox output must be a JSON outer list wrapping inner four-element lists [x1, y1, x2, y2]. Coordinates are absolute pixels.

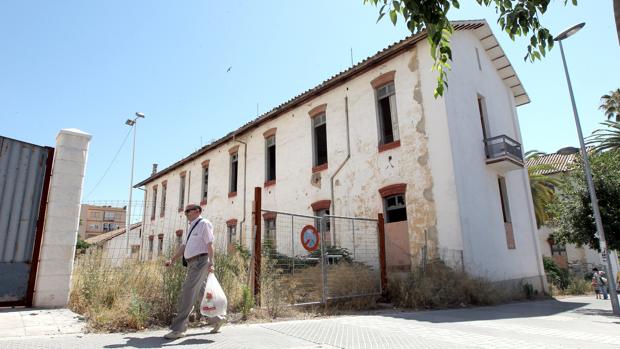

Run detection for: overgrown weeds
[[388, 261, 526, 309]]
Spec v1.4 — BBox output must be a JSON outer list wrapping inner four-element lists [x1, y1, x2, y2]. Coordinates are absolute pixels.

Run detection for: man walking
[[163, 203, 225, 340], [593, 267, 609, 300]]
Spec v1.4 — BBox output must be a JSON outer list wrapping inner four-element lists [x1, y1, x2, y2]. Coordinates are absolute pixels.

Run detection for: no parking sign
[[300, 225, 320, 252]]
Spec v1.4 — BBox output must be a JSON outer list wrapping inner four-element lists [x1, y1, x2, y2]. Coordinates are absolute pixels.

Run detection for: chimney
[[152, 163, 158, 175]]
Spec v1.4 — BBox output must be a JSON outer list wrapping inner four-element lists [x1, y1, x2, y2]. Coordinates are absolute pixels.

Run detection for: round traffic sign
[[300, 225, 320, 252]]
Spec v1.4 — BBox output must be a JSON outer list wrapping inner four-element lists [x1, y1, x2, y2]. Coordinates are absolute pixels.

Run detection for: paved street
[[1, 296, 619, 348]]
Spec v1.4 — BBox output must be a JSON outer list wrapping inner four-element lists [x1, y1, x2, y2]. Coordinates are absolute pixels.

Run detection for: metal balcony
[[484, 135, 524, 173]]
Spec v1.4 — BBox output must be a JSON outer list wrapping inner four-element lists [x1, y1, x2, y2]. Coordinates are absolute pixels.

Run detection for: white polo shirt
[[183, 216, 214, 259]]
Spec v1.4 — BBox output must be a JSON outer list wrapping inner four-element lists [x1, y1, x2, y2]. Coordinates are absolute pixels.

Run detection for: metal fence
[[259, 210, 382, 306]]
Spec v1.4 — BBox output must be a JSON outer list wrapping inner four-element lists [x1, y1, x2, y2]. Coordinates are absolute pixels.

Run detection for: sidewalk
[[1, 296, 619, 348], [0, 307, 84, 338]]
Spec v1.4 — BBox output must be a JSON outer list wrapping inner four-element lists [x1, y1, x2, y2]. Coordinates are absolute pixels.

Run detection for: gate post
[[253, 186, 262, 304], [377, 213, 387, 297]]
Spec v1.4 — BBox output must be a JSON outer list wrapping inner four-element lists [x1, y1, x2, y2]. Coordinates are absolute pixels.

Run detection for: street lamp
[[125, 112, 145, 257], [555, 23, 620, 315]]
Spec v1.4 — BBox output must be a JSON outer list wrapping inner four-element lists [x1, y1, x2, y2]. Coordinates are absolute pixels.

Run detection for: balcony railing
[[484, 135, 524, 171]]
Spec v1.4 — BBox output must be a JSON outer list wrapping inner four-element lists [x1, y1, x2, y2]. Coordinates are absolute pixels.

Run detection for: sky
[[1, 1, 619, 203]]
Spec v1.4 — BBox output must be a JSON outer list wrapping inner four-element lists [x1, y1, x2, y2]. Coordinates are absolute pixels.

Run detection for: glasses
[[184, 208, 198, 214]]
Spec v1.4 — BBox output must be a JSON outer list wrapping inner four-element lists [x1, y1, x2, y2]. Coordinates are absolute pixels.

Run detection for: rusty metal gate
[[258, 209, 384, 306], [0, 136, 54, 307]]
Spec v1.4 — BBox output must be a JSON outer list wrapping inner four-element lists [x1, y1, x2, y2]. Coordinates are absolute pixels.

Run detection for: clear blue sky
[[1, 1, 618, 203]]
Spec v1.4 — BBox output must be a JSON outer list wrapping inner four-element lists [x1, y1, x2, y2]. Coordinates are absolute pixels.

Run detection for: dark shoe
[[164, 330, 186, 340]]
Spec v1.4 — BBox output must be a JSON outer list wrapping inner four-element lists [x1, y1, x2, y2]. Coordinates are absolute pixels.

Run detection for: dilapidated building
[[135, 19, 546, 291]]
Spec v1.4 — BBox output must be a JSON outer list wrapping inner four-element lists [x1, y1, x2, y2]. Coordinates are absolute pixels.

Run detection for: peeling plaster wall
[[441, 30, 543, 283]]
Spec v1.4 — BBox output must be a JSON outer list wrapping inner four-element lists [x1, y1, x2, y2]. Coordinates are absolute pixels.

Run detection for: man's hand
[[164, 259, 173, 267], [208, 262, 214, 273]]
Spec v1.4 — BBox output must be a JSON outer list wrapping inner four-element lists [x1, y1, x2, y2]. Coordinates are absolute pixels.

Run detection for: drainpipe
[[330, 94, 352, 243], [233, 134, 248, 246]]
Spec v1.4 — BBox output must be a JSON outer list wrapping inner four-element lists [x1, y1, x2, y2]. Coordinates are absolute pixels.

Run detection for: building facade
[[78, 204, 126, 240], [135, 20, 546, 290]]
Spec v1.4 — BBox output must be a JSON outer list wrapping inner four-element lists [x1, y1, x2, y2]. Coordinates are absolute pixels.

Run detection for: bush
[[542, 256, 569, 290], [388, 261, 523, 309]]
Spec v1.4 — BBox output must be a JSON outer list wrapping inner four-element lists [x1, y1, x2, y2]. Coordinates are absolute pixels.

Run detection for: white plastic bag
[[200, 273, 228, 317]]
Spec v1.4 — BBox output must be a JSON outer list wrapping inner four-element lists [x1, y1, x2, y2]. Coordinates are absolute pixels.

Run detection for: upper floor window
[[375, 82, 399, 146], [201, 161, 209, 204], [151, 185, 158, 220], [229, 153, 238, 194], [265, 136, 276, 182], [178, 172, 186, 210], [498, 176, 511, 224], [477, 95, 490, 140], [160, 181, 167, 217], [103, 211, 115, 221], [312, 113, 328, 167]]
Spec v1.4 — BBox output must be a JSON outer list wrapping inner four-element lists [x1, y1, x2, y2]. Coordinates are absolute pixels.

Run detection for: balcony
[[484, 135, 524, 173]]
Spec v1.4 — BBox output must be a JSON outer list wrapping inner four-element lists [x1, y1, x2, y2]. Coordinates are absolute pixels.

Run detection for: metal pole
[[559, 40, 620, 315], [126, 121, 137, 257]]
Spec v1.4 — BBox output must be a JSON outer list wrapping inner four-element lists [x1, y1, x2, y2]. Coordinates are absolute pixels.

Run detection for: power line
[[84, 127, 133, 200]]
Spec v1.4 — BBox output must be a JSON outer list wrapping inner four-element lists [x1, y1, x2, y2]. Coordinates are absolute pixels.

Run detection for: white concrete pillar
[[33, 129, 91, 308]]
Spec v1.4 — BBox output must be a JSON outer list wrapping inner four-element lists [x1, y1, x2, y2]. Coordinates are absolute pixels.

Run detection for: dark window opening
[[266, 136, 276, 181], [498, 176, 511, 223], [230, 153, 238, 193], [202, 167, 209, 202], [385, 194, 407, 223], [313, 114, 328, 166], [376, 82, 399, 145]]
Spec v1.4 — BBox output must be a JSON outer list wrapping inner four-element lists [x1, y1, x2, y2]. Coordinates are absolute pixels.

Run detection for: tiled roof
[[135, 19, 529, 187], [526, 152, 578, 175], [85, 222, 142, 246]]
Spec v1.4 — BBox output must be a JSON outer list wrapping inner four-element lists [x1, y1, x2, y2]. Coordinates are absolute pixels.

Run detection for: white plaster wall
[[440, 31, 542, 283], [34, 129, 91, 308]]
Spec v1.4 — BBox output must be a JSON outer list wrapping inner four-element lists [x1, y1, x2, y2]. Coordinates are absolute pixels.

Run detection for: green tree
[[550, 149, 620, 251], [589, 120, 620, 153], [599, 89, 620, 122], [364, 0, 578, 97], [525, 150, 562, 228]]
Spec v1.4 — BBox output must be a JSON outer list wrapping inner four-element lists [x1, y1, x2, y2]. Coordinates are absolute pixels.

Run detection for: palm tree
[[588, 120, 620, 153], [599, 89, 620, 122], [525, 151, 562, 228]]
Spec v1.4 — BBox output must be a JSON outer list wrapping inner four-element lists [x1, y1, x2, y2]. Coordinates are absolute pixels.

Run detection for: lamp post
[[125, 112, 145, 257], [555, 23, 620, 315]]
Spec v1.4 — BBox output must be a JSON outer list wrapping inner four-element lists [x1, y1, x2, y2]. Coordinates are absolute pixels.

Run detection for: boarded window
[[312, 113, 328, 166], [264, 218, 277, 249], [230, 153, 238, 193], [376, 82, 399, 145], [384, 194, 407, 223], [265, 136, 276, 181]]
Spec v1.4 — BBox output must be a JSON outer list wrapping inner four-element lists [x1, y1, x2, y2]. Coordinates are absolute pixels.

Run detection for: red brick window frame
[[160, 180, 167, 217], [263, 211, 277, 220], [311, 200, 331, 212], [378, 183, 407, 198], [263, 127, 277, 138], [226, 219, 238, 227], [308, 104, 327, 118], [370, 70, 396, 89], [201, 160, 210, 206]]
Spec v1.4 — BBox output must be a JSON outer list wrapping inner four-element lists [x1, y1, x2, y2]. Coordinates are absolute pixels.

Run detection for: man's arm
[[207, 242, 214, 272], [165, 244, 185, 267]]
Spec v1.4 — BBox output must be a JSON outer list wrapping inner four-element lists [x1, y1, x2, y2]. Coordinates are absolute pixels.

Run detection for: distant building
[[84, 222, 143, 266], [527, 151, 619, 276], [78, 204, 126, 240]]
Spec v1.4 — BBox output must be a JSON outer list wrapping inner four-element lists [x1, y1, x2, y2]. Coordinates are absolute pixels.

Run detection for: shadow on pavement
[[103, 333, 214, 348], [380, 299, 588, 323]]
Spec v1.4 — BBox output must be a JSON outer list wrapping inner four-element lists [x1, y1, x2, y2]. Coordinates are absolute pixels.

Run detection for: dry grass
[[388, 261, 527, 309], [69, 247, 250, 332]]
